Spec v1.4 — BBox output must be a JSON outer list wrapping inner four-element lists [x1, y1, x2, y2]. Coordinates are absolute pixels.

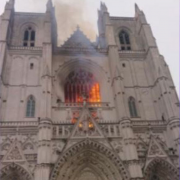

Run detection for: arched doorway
[[50, 140, 130, 180], [0, 163, 33, 180], [144, 158, 179, 180]]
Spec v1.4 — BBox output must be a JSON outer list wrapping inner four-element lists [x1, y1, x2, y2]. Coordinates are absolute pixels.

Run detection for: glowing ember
[[79, 122, 83, 128], [88, 122, 94, 129]]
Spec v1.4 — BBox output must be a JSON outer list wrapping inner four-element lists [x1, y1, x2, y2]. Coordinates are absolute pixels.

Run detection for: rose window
[[64, 70, 101, 103]]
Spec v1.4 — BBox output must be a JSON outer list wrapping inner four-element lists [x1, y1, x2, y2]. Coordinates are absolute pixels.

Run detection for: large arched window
[[23, 26, 36, 47], [64, 70, 101, 103], [119, 30, 131, 50], [26, 95, 35, 117], [128, 96, 138, 118]]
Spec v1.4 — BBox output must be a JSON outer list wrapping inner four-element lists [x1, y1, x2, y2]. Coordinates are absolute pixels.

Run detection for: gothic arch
[[50, 140, 130, 180], [54, 58, 111, 102], [20, 22, 38, 37], [144, 158, 179, 180], [18, 22, 38, 47], [26, 95, 36, 117], [72, 164, 105, 180], [56, 58, 109, 84], [115, 27, 133, 50], [0, 163, 33, 180], [115, 26, 132, 37]]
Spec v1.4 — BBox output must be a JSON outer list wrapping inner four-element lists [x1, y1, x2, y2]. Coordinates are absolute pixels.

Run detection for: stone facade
[[0, 0, 179, 180]]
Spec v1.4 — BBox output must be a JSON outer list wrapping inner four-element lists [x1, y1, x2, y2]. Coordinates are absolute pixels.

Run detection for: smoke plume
[[54, 0, 97, 45]]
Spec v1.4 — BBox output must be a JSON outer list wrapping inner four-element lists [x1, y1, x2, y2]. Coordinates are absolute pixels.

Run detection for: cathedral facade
[[0, 0, 179, 180]]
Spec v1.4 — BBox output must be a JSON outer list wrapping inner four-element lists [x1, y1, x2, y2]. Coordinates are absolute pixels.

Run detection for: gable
[[2, 141, 27, 162], [61, 27, 95, 49], [147, 137, 167, 157], [70, 107, 105, 139]]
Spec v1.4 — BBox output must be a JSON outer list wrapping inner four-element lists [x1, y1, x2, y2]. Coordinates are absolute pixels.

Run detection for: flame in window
[[65, 70, 101, 103]]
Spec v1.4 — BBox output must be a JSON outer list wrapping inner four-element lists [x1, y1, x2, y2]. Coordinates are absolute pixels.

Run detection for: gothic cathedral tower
[[0, 0, 179, 180]]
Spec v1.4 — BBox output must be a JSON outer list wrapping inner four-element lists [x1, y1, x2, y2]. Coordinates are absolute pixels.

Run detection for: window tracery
[[26, 95, 35, 117], [119, 30, 131, 50], [23, 26, 36, 47], [128, 96, 138, 118], [64, 70, 101, 103]]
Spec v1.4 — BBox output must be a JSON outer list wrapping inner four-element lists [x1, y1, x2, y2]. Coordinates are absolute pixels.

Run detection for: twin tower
[[0, 0, 179, 180]]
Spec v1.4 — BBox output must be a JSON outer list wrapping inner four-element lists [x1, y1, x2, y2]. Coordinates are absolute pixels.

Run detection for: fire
[[76, 83, 101, 103], [79, 122, 83, 128], [66, 83, 101, 103], [65, 70, 101, 103], [88, 122, 94, 129], [72, 118, 77, 124], [89, 83, 101, 103], [77, 121, 94, 130]]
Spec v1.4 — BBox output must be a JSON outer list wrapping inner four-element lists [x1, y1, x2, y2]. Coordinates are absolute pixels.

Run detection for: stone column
[[168, 119, 180, 155], [0, 0, 14, 113], [0, 0, 14, 76], [121, 120, 143, 179], [113, 75, 130, 119], [35, 2, 53, 179], [35, 118, 52, 180]]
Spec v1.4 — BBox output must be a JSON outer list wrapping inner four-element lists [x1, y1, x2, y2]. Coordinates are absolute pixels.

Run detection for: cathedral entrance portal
[[76, 169, 100, 180], [50, 140, 129, 180]]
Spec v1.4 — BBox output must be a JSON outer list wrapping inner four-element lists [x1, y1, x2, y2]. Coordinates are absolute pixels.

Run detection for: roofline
[[110, 16, 135, 21], [15, 12, 45, 16]]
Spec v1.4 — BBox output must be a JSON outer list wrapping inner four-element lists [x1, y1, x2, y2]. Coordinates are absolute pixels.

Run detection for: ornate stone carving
[[50, 140, 130, 180], [148, 138, 166, 157], [0, 163, 33, 180], [144, 158, 179, 180], [6, 146, 22, 160]]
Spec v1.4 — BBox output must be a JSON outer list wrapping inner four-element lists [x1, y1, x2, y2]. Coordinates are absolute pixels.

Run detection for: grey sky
[[0, 0, 179, 94]]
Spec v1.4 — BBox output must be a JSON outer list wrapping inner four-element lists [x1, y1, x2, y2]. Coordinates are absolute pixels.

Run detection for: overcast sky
[[0, 0, 179, 94]]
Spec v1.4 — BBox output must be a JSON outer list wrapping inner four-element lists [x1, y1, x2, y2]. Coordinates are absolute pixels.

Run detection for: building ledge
[[9, 46, 42, 51]]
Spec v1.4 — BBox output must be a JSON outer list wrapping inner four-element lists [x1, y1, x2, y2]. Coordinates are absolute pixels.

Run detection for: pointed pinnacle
[[135, 3, 141, 14], [47, 0, 53, 10]]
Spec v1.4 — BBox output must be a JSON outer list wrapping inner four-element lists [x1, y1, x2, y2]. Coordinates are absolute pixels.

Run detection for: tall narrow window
[[26, 95, 35, 117], [64, 70, 101, 103], [23, 26, 36, 47], [128, 96, 138, 118], [30, 63, 34, 69], [119, 30, 131, 50]]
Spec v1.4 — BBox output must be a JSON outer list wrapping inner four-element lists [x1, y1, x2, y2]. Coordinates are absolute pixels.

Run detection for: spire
[[76, 25, 80, 30], [9, 0, 15, 5], [135, 3, 143, 16], [5, 0, 15, 10], [46, 0, 53, 11], [100, 1, 108, 12]]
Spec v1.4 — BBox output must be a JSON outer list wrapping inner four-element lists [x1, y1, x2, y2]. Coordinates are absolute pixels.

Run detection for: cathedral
[[0, 0, 179, 180]]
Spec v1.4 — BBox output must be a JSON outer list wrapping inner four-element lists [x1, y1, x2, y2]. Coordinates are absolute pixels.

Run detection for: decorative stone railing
[[118, 50, 146, 58], [0, 121, 38, 127], [9, 46, 42, 51], [54, 102, 110, 109], [52, 123, 121, 139], [0, 121, 38, 135], [118, 50, 145, 54], [132, 120, 167, 126]]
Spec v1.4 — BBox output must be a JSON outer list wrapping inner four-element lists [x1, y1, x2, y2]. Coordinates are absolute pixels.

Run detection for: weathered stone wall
[[0, 1, 179, 180]]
